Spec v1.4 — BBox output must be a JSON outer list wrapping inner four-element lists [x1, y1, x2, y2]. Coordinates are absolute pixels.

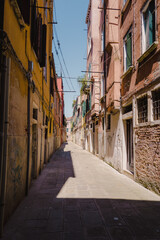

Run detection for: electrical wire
[[53, 1, 76, 91], [53, 38, 71, 90]]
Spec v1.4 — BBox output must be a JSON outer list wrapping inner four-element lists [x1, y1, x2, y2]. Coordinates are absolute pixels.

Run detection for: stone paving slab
[[1, 142, 160, 240]]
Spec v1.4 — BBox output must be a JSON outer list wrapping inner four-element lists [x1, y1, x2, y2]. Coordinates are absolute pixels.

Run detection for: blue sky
[[53, 0, 89, 118]]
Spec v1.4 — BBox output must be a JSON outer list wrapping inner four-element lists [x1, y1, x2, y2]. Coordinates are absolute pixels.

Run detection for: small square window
[[142, 0, 156, 53], [33, 108, 38, 120], [123, 28, 132, 72], [137, 96, 148, 123], [102, 117, 104, 130], [49, 119, 52, 133], [152, 88, 160, 120]]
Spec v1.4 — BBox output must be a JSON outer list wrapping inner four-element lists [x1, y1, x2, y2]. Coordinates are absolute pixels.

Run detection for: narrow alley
[[1, 142, 160, 240]]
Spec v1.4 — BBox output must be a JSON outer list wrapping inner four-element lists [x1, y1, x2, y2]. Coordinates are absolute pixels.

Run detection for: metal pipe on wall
[[26, 74, 31, 195], [103, 0, 107, 159], [0, 57, 10, 237]]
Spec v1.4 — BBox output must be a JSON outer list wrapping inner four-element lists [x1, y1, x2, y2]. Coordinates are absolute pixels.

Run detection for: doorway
[[32, 124, 38, 179], [126, 119, 134, 173]]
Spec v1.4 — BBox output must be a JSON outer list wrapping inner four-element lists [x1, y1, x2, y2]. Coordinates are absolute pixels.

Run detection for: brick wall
[[135, 125, 160, 194]]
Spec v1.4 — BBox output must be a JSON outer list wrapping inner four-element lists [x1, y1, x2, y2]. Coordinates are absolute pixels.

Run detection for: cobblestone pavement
[[1, 142, 160, 240]]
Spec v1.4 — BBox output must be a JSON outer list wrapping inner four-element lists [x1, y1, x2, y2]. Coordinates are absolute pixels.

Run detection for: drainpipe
[[0, 0, 4, 30], [26, 73, 31, 195], [40, 128, 43, 174], [103, 1, 107, 159], [25, 30, 31, 196], [0, 57, 10, 237]]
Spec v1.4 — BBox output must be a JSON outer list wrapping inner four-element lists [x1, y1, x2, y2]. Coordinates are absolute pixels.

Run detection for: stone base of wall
[[135, 125, 160, 195]]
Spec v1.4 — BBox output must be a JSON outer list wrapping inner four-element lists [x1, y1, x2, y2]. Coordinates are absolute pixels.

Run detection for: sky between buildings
[[53, 0, 89, 118]]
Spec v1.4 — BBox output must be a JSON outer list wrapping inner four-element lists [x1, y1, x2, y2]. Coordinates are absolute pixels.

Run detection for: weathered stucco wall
[[5, 57, 28, 223], [105, 112, 123, 172], [135, 125, 160, 194]]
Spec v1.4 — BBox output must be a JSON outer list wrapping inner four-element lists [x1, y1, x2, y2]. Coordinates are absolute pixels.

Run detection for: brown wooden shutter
[[40, 24, 47, 67], [17, 0, 30, 25], [37, 15, 42, 63], [50, 77, 54, 96], [34, 16, 39, 56], [31, 0, 36, 47]]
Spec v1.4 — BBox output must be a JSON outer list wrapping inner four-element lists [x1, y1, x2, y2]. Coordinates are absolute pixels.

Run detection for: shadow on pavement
[[1, 143, 160, 240]]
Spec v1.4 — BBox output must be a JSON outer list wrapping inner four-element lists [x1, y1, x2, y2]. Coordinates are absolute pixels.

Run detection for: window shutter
[[50, 77, 54, 96], [82, 101, 86, 117], [34, 17, 39, 56], [85, 101, 87, 115], [126, 32, 132, 69], [22, 0, 30, 25], [17, 0, 30, 25], [89, 92, 91, 110], [149, 0, 155, 46], [40, 24, 47, 67], [86, 98, 89, 112], [31, 0, 36, 47], [37, 15, 42, 63]]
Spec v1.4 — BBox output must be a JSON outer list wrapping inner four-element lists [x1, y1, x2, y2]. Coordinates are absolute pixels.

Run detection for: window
[[45, 116, 49, 126], [107, 114, 111, 130], [33, 108, 38, 120], [123, 28, 132, 72], [88, 33, 92, 55], [123, 0, 128, 5], [137, 96, 148, 123], [142, 0, 155, 54], [17, 0, 30, 25], [53, 120, 54, 133], [101, 24, 104, 52], [152, 88, 160, 120], [88, 63, 91, 80], [49, 119, 52, 133], [89, 92, 92, 110], [31, 1, 47, 67], [43, 54, 47, 82], [101, 75, 105, 98], [82, 101, 86, 117], [102, 117, 104, 130], [123, 104, 132, 114]]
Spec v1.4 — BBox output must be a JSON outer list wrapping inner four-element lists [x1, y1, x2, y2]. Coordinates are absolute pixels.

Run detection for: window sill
[[137, 41, 158, 64], [121, 0, 131, 14], [10, 0, 25, 29], [121, 66, 134, 79], [135, 119, 160, 128]]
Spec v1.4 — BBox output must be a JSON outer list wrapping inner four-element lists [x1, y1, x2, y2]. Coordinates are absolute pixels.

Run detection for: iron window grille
[[152, 88, 160, 120], [137, 95, 148, 123]]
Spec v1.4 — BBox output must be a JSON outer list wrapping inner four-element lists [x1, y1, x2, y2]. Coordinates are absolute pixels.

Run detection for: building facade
[[120, 0, 160, 193], [66, 117, 72, 141], [0, 0, 65, 233], [72, 0, 160, 195]]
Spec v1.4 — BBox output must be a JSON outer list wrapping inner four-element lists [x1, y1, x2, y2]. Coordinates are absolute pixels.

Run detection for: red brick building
[[120, 0, 160, 194]]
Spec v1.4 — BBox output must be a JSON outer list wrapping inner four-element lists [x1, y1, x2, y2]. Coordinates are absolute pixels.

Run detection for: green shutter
[[89, 93, 91, 110], [82, 101, 86, 117], [126, 32, 132, 69], [84, 101, 86, 115]]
